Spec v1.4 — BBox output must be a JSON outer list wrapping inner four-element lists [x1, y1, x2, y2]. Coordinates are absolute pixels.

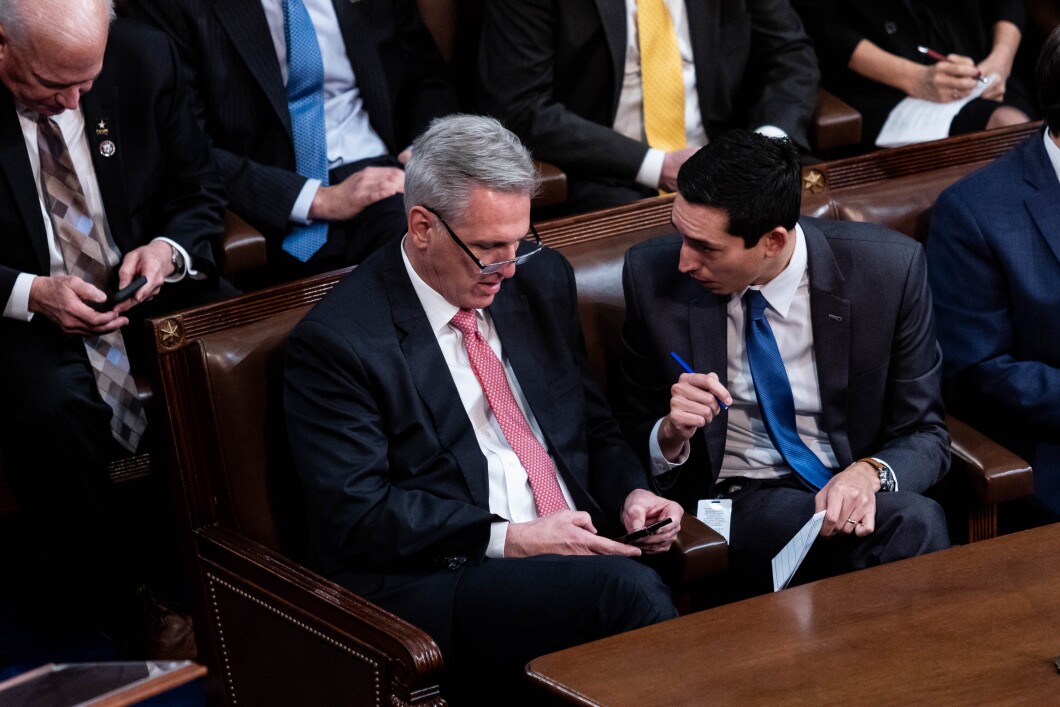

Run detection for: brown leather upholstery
[[812, 87, 862, 152]]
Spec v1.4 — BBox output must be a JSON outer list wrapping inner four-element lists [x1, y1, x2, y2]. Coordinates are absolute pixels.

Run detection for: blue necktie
[[281, 0, 330, 262], [743, 289, 833, 490]]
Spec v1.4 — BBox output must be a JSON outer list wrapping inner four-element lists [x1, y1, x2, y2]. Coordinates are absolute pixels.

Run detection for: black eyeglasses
[[423, 205, 543, 275]]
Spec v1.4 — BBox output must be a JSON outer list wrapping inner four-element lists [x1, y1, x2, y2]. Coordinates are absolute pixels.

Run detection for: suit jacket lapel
[[383, 248, 491, 509], [685, 0, 719, 128], [1023, 135, 1060, 265], [685, 284, 729, 478], [802, 220, 853, 465], [0, 88, 50, 274], [594, 0, 628, 121], [332, 0, 395, 150], [214, 0, 292, 137], [80, 85, 133, 254]]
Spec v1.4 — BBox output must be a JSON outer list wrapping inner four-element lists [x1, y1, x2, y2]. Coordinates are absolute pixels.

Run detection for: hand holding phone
[[89, 275, 148, 313], [613, 517, 673, 544]]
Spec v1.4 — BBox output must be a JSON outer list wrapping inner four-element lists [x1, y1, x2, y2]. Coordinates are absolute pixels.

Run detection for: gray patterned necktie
[[37, 114, 147, 452]]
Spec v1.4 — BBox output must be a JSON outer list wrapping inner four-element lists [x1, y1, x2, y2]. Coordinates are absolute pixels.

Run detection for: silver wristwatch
[[170, 245, 186, 275], [858, 457, 897, 492]]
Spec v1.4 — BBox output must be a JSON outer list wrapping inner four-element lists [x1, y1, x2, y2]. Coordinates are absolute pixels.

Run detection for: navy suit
[[479, 0, 819, 211], [618, 219, 950, 591], [928, 131, 1060, 522], [127, 0, 458, 276], [284, 242, 674, 690]]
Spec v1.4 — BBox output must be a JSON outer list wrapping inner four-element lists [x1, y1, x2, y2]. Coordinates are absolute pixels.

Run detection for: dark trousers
[[532, 177, 656, 221], [269, 155, 408, 282], [721, 478, 950, 598]]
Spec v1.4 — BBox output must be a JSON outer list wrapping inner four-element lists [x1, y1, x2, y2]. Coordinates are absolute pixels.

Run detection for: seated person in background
[[478, 0, 819, 217], [793, 0, 1033, 149], [0, 0, 226, 642], [927, 26, 1060, 530], [617, 131, 950, 596], [127, 0, 458, 283], [284, 114, 683, 701]]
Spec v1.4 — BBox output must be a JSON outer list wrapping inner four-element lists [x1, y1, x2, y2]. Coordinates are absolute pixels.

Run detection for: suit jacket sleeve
[[928, 186, 1060, 437], [743, 0, 820, 150], [478, 0, 649, 180], [284, 317, 495, 570]]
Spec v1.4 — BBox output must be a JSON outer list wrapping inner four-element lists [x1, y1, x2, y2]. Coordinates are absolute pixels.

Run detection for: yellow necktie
[[637, 0, 686, 153]]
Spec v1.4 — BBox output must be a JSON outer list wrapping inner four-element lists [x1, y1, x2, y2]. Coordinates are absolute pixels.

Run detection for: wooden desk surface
[[527, 525, 1060, 705]]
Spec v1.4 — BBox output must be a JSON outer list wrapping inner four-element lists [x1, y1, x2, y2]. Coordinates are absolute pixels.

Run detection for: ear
[[406, 205, 433, 251], [760, 227, 791, 257]]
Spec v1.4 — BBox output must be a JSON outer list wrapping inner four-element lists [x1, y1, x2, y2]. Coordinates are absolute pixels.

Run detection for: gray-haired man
[[284, 114, 681, 699]]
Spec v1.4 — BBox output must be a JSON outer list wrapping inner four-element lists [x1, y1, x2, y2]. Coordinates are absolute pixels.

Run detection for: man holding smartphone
[[285, 115, 682, 702]]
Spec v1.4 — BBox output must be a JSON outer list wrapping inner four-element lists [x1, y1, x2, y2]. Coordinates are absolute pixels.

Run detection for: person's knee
[[591, 557, 677, 632], [986, 106, 1030, 129], [879, 493, 950, 556]]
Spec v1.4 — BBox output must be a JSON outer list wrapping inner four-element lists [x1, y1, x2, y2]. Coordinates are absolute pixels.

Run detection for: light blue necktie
[[743, 289, 833, 490], [281, 0, 330, 262]]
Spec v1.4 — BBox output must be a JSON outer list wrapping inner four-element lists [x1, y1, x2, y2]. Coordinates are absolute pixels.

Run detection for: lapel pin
[[99, 140, 116, 158], [828, 314, 843, 322], [95, 119, 110, 136]]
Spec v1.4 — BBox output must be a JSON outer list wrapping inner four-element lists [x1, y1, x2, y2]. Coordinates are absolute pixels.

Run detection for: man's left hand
[[815, 461, 881, 538], [114, 240, 172, 313], [620, 488, 683, 553]]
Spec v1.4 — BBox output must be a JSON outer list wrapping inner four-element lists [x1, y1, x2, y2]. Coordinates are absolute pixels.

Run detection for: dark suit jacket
[[928, 132, 1060, 515], [478, 0, 819, 182], [793, 0, 1025, 143], [618, 218, 949, 509], [284, 242, 648, 651], [0, 19, 223, 307], [126, 0, 456, 242]]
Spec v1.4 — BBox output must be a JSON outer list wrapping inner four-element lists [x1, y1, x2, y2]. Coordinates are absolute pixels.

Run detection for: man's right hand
[[657, 371, 731, 461], [504, 510, 642, 558], [659, 147, 698, 192], [308, 166, 405, 222], [28, 275, 127, 336]]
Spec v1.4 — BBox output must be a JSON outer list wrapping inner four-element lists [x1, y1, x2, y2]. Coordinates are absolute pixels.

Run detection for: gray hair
[[404, 114, 539, 223], [0, 0, 115, 50]]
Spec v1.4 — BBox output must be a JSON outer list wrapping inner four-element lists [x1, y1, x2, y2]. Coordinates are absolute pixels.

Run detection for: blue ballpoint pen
[[669, 351, 729, 410]]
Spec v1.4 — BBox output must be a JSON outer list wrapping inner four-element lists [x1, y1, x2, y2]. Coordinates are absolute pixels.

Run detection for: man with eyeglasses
[[284, 114, 684, 701]]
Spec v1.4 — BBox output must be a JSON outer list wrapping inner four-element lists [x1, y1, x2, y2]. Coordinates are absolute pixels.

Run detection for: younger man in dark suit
[[128, 0, 458, 282], [284, 115, 682, 700], [617, 131, 950, 595], [0, 0, 225, 641], [928, 27, 1060, 528]]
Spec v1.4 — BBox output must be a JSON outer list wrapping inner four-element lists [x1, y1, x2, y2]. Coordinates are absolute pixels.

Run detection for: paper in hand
[[772, 510, 825, 592]]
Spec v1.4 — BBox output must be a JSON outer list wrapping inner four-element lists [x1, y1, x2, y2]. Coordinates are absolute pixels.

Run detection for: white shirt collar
[[400, 237, 475, 335], [1043, 126, 1060, 185], [738, 222, 807, 318]]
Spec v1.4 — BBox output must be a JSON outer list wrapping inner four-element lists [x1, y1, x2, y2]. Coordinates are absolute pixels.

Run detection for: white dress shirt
[[260, 0, 389, 224], [615, 0, 786, 189], [401, 241, 576, 558], [1044, 126, 1060, 184], [649, 224, 839, 479], [3, 106, 193, 321]]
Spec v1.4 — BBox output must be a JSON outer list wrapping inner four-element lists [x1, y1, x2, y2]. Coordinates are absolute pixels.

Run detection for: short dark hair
[[1039, 26, 1060, 136], [676, 131, 802, 248]]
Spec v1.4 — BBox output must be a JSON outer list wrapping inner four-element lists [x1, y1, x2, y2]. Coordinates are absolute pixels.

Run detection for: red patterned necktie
[[450, 309, 569, 516], [37, 115, 147, 453]]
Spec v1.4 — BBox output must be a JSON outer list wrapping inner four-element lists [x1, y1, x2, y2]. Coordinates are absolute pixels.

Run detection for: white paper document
[[771, 510, 825, 592], [696, 499, 732, 543], [875, 75, 994, 148]]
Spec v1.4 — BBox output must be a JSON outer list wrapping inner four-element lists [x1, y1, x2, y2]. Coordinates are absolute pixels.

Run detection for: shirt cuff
[[291, 179, 322, 225], [754, 125, 789, 140], [3, 272, 36, 321], [635, 148, 666, 190], [486, 521, 508, 558], [153, 237, 200, 282], [648, 417, 690, 477]]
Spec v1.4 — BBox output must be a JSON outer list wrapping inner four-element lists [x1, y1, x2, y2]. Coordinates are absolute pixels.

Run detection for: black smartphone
[[90, 275, 148, 313], [613, 517, 673, 544]]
